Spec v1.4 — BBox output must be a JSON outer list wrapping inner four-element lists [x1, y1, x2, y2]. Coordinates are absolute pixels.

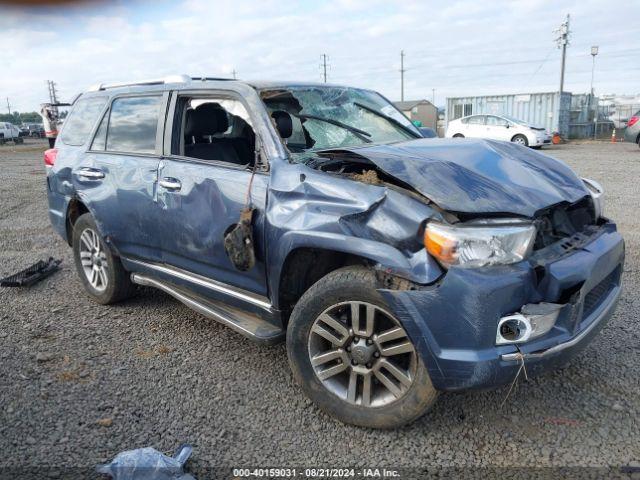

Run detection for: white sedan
[[445, 114, 551, 148]]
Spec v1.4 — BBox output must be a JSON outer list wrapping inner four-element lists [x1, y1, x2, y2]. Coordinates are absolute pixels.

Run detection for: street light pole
[[590, 46, 599, 139]]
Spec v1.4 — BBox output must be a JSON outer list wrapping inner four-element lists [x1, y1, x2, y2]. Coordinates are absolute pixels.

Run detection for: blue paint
[[46, 80, 625, 393]]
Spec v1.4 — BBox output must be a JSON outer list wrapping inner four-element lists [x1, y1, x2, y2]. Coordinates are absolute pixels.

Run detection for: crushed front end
[[379, 203, 624, 391]]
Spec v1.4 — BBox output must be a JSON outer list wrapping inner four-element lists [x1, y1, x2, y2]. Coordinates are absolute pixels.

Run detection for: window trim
[[163, 88, 269, 173], [87, 91, 169, 156]]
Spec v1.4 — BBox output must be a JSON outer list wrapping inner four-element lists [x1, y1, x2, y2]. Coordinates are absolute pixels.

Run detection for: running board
[[131, 273, 284, 345]]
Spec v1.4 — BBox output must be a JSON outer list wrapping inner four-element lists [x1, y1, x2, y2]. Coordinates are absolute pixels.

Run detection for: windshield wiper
[[293, 113, 372, 143], [353, 101, 420, 138]]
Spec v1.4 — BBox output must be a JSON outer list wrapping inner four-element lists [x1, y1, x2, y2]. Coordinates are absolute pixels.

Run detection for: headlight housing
[[424, 220, 536, 268], [582, 177, 604, 221]]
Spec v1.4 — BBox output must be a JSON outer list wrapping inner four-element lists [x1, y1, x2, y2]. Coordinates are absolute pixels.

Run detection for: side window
[[467, 115, 484, 125], [59, 96, 107, 146], [486, 116, 507, 126], [176, 96, 255, 167], [105, 96, 161, 154]]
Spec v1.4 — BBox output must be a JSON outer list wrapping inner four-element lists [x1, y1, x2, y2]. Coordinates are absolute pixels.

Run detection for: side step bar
[[131, 273, 284, 345]]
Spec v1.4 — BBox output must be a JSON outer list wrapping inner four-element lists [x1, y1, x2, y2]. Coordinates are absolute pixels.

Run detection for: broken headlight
[[582, 177, 604, 221], [424, 220, 536, 268]]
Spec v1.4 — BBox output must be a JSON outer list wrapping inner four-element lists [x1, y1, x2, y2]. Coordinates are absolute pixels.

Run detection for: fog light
[[496, 303, 562, 345], [496, 314, 532, 344]]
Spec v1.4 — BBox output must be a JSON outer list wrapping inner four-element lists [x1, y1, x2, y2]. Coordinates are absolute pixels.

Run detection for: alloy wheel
[[79, 228, 109, 292], [308, 301, 417, 408]]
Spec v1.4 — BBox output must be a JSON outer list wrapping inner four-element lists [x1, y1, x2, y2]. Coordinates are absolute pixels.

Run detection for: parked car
[[623, 111, 640, 147], [45, 76, 624, 428], [24, 123, 45, 138], [0, 122, 24, 144], [446, 114, 551, 148]]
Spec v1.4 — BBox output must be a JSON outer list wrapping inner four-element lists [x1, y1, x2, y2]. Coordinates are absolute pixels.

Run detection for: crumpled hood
[[333, 138, 589, 217]]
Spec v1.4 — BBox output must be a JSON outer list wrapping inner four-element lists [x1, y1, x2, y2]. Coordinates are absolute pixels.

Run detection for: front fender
[[268, 230, 442, 302]]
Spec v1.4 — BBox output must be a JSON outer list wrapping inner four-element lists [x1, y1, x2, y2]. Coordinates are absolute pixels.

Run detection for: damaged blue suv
[[46, 76, 624, 428]]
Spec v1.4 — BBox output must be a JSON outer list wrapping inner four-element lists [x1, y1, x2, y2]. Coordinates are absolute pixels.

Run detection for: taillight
[[628, 116, 639, 128], [44, 148, 57, 167]]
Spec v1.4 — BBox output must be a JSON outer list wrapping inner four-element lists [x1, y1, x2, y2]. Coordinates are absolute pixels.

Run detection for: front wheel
[[452, 133, 465, 138], [286, 266, 437, 428], [72, 213, 135, 304], [511, 134, 529, 146]]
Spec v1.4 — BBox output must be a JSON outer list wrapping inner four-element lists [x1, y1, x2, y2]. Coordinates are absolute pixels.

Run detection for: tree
[[0, 111, 42, 124]]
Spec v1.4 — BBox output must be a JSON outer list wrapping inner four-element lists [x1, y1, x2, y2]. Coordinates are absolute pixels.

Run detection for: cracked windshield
[[261, 86, 419, 162]]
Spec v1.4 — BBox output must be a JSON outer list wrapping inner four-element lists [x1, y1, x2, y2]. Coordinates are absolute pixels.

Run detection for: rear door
[[155, 91, 269, 296], [74, 93, 167, 262]]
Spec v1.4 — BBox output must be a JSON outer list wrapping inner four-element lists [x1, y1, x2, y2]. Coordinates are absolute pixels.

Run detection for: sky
[[1, 0, 639, 112]]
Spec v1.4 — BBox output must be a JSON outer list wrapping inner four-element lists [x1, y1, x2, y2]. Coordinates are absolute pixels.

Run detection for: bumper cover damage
[[379, 221, 624, 391]]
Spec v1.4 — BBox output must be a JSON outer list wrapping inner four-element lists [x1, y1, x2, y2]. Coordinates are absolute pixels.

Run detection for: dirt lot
[[0, 139, 639, 478]]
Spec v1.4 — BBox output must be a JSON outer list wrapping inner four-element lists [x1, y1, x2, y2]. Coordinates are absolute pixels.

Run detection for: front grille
[[582, 268, 619, 319], [534, 196, 596, 250]]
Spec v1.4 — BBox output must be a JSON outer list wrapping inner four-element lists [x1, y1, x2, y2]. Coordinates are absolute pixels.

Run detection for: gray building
[[394, 99, 438, 130], [446, 92, 572, 137]]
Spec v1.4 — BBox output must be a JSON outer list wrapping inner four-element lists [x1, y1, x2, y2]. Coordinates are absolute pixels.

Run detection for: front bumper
[[380, 221, 624, 391]]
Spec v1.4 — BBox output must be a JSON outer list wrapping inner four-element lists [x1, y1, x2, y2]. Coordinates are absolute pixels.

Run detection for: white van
[[0, 122, 23, 144]]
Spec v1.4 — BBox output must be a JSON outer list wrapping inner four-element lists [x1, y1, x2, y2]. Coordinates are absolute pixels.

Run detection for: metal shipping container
[[446, 92, 571, 137]]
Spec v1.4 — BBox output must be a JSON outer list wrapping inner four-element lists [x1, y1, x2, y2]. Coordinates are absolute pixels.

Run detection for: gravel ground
[[0, 139, 639, 478]]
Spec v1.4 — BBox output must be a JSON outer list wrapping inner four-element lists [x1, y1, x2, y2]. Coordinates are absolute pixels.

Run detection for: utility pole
[[590, 46, 599, 139], [47, 80, 59, 116], [555, 14, 570, 95], [5, 97, 10, 115], [400, 50, 406, 101], [321, 54, 328, 83], [432, 88, 435, 105], [232, 69, 237, 80]]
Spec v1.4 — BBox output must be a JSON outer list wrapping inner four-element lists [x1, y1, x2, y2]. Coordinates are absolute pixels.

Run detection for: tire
[[72, 213, 135, 304], [286, 266, 438, 428], [511, 134, 529, 147], [452, 133, 465, 138]]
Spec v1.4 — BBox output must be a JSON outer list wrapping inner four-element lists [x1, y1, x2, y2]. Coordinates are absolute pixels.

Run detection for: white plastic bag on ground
[[97, 444, 195, 480]]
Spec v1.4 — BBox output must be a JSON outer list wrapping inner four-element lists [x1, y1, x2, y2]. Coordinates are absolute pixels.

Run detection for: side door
[[74, 93, 167, 262], [155, 91, 269, 296], [464, 115, 486, 138], [484, 115, 511, 140]]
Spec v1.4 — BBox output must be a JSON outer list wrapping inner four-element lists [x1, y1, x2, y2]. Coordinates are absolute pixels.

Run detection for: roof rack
[[87, 74, 192, 92]]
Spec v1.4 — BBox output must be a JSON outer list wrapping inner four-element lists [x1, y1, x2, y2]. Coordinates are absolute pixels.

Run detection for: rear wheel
[[511, 134, 529, 146], [72, 213, 135, 304], [452, 133, 465, 138], [287, 266, 437, 428]]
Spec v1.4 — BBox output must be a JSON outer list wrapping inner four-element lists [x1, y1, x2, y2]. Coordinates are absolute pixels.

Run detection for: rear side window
[[91, 96, 161, 154], [60, 96, 108, 146], [107, 96, 161, 153]]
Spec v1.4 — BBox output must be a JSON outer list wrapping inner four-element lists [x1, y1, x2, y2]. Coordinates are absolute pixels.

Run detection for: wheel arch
[[276, 246, 374, 325], [271, 231, 442, 324], [65, 197, 90, 246]]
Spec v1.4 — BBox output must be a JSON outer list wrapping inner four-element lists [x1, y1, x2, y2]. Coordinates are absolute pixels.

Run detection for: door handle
[[159, 177, 182, 191], [76, 167, 105, 180]]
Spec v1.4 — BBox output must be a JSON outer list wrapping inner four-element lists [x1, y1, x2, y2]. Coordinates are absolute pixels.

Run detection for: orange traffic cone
[[611, 128, 616, 143]]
